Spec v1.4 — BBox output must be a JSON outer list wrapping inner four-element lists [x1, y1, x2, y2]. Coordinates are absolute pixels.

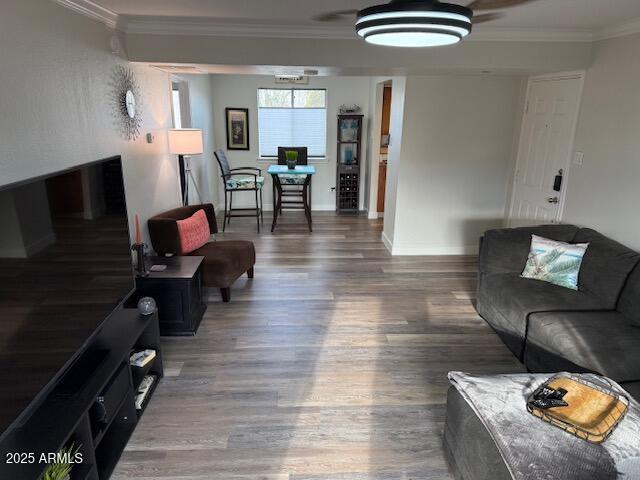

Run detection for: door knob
[[547, 197, 559, 204]]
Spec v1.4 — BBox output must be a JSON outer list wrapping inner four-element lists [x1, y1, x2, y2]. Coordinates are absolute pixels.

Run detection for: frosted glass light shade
[[168, 129, 204, 155], [356, 1, 473, 48]]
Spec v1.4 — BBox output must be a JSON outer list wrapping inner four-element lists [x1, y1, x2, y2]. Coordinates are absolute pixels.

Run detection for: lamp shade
[[168, 129, 204, 155]]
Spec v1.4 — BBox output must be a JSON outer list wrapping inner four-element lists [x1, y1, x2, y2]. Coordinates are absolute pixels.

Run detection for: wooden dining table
[[267, 165, 316, 233]]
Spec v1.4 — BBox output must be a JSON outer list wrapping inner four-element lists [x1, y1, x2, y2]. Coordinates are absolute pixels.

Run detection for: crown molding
[[51, 0, 118, 29], [593, 17, 640, 41], [50, 1, 640, 45], [470, 28, 592, 43], [122, 17, 594, 43], [122, 18, 358, 40]]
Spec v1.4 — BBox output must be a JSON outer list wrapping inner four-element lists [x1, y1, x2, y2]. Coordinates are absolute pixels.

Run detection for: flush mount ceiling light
[[315, 0, 538, 48], [355, 0, 473, 48]]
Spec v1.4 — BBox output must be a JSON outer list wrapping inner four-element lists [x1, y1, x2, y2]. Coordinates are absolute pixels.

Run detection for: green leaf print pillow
[[521, 235, 589, 290]]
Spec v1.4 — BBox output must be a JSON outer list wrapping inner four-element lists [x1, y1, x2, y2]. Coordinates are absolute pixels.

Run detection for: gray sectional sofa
[[477, 224, 640, 399]]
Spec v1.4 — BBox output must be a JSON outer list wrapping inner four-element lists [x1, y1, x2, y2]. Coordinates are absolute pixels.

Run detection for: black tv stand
[[0, 307, 163, 480]]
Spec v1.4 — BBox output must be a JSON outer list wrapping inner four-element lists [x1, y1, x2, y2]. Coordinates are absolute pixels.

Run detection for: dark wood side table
[[135, 256, 207, 336]]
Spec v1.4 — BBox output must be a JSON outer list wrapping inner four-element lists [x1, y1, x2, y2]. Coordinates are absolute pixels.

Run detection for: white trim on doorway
[[507, 70, 586, 226], [367, 81, 387, 220]]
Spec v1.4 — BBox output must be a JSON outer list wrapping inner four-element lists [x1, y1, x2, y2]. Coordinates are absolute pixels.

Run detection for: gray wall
[[385, 75, 522, 255], [181, 74, 218, 206], [382, 77, 407, 250], [126, 33, 593, 76], [564, 33, 640, 251], [0, 0, 182, 246]]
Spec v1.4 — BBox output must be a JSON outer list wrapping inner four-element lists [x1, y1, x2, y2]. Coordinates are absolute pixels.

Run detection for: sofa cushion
[[478, 273, 609, 360], [176, 209, 210, 254], [618, 265, 640, 324], [148, 203, 218, 255], [278, 174, 308, 185], [226, 176, 265, 190], [525, 311, 640, 383], [191, 240, 255, 288], [521, 235, 589, 290], [479, 225, 579, 275], [573, 228, 640, 306]]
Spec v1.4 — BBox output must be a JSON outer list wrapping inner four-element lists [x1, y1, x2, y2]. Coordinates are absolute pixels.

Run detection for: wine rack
[[336, 114, 364, 214]]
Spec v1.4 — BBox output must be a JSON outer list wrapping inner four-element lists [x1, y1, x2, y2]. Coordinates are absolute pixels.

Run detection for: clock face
[[125, 90, 136, 118]]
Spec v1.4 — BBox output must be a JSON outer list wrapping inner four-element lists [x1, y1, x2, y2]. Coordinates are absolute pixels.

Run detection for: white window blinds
[[258, 89, 327, 158]]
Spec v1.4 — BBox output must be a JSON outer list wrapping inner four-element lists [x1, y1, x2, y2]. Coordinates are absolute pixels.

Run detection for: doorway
[[367, 80, 393, 221], [171, 78, 192, 129], [508, 72, 585, 227]]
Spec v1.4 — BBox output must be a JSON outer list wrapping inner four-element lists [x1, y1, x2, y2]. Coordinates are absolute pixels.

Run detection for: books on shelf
[[135, 374, 157, 410], [130, 349, 156, 368]]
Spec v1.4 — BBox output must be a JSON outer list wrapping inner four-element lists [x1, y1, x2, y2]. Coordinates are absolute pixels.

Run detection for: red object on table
[[135, 214, 142, 244]]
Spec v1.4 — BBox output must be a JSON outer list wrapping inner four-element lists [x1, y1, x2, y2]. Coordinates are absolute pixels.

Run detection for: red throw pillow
[[176, 209, 210, 254]]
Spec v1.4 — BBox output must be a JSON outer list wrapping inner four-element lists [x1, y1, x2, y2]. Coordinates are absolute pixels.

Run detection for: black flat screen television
[[0, 156, 134, 440]]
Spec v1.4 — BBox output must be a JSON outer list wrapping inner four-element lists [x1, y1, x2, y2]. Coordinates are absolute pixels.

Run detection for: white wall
[[385, 75, 522, 255], [382, 77, 407, 251], [563, 33, 640, 251], [209, 74, 371, 210], [127, 33, 592, 76], [180, 74, 218, 206], [0, 0, 181, 246]]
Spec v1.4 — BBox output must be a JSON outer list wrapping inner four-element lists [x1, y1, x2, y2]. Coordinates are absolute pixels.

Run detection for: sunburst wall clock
[[111, 65, 143, 141]]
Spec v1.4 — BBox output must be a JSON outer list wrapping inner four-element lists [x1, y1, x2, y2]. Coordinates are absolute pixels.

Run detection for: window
[[258, 88, 327, 158], [171, 89, 182, 128]]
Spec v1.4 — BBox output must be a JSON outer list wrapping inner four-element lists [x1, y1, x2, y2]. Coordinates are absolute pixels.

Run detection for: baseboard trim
[[217, 204, 337, 212], [391, 244, 479, 256], [381, 231, 393, 253]]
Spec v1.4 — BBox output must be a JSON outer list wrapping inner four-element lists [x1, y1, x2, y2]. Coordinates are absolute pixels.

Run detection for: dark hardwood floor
[[113, 212, 523, 480]]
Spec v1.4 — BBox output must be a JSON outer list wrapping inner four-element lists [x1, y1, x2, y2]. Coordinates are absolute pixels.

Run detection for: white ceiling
[[90, 0, 640, 31]]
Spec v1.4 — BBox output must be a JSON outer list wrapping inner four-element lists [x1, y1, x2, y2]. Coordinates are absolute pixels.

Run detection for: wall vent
[[150, 65, 206, 74]]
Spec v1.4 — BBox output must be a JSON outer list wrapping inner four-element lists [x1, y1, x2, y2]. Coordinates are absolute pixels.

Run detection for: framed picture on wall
[[225, 108, 250, 150]]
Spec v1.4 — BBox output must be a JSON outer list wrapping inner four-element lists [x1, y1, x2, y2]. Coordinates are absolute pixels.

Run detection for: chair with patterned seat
[[215, 149, 264, 232], [276, 147, 310, 214]]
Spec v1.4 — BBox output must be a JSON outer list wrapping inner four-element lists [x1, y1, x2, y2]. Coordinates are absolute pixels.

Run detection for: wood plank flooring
[[113, 212, 524, 480]]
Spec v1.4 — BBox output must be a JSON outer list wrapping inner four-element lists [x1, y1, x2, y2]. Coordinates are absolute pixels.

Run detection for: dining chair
[[214, 149, 264, 232]]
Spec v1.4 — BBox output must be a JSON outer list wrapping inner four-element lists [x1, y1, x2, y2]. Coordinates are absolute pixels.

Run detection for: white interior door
[[508, 74, 583, 227]]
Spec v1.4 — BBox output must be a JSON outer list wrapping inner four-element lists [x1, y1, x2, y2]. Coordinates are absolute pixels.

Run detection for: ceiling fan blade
[[472, 12, 503, 24], [313, 9, 359, 22], [467, 0, 539, 11]]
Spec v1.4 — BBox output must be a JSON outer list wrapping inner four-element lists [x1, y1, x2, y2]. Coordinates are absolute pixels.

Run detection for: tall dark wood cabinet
[[336, 114, 364, 213]]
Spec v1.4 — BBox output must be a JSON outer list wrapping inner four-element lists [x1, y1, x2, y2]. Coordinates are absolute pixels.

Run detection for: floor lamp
[[168, 129, 204, 206]]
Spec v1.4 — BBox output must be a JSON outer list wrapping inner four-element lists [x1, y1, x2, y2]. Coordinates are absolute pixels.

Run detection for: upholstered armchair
[[148, 203, 255, 302]]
